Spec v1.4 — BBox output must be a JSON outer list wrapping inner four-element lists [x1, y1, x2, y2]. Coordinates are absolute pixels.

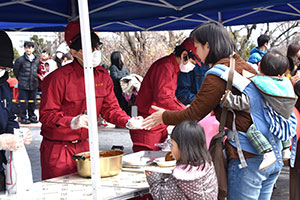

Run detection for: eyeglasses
[[96, 41, 103, 50], [92, 41, 103, 51], [98, 41, 103, 50]]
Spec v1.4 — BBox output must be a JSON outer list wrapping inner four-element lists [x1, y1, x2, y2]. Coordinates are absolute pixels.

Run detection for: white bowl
[[123, 156, 151, 166], [154, 157, 176, 167]]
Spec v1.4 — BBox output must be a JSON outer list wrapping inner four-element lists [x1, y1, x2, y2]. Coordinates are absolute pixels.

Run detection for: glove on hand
[[126, 116, 144, 129], [0, 134, 20, 151], [70, 114, 89, 130], [23, 129, 32, 145]]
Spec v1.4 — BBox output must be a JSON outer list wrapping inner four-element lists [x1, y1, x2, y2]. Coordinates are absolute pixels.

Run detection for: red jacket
[[39, 61, 130, 141], [130, 54, 185, 151], [135, 54, 185, 116], [38, 58, 47, 78]]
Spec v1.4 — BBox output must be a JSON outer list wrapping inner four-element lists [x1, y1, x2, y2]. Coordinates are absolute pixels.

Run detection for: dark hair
[[70, 32, 101, 51], [287, 43, 300, 74], [42, 50, 49, 55], [257, 34, 270, 47], [287, 43, 300, 58], [24, 41, 34, 48], [173, 44, 186, 57], [62, 52, 73, 61], [110, 51, 124, 70], [190, 21, 236, 65], [171, 121, 211, 170], [260, 52, 289, 76]]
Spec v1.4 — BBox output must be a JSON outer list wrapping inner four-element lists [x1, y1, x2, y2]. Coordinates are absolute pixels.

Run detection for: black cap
[[0, 30, 14, 68]]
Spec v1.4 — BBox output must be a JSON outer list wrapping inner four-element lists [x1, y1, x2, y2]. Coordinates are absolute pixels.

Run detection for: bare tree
[[30, 33, 63, 59], [269, 21, 299, 47], [28, 21, 300, 74], [100, 30, 187, 76], [228, 21, 300, 60], [229, 24, 257, 60]]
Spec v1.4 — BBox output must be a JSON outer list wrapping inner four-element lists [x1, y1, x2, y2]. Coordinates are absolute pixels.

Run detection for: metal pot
[[72, 146, 124, 178]]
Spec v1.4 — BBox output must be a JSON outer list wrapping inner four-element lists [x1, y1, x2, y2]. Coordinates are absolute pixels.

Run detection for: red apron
[[40, 139, 90, 180]]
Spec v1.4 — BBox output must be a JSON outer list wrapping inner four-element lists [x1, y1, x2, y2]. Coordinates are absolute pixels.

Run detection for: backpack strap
[[218, 55, 248, 169], [206, 63, 251, 93], [227, 109, 248, 168], [205, 64, 228, 78], [219, 55, 235, 134]]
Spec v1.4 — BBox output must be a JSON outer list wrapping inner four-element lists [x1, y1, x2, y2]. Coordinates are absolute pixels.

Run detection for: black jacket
[[13, 53, 39, 90], [110, 64, 130, 114], [0, 79, 19, 172]]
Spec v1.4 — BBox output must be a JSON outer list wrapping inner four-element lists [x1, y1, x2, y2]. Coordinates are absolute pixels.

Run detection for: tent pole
[[77, 0, 101, 200], [218, 11, 222, 23], [71, 0, 77, 21]]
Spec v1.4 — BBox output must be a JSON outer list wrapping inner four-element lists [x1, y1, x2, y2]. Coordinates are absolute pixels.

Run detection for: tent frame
[[2, 1, 300, 32]]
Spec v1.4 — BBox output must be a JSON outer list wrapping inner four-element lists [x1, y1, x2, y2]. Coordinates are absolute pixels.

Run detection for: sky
[[7, 32, 57, 55]]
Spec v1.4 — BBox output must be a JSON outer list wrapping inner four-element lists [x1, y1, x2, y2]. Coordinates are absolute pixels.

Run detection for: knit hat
[[0, 30, 14, 68]]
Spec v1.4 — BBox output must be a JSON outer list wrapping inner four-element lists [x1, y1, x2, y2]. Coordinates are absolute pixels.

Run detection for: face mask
[[92, 50, 102, 68], [56, 52, 63, 59], [179, 61, 195, 73], [0, 69, 5, 78]]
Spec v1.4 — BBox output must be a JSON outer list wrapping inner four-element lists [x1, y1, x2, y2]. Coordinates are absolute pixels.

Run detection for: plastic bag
[[5, 128, 33, 194]]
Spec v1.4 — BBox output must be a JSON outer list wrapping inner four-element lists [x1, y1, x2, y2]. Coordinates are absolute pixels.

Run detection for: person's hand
[[24, 129, 32, 145], [220, 89, 231, 107], [143, 106, 165, 130], [70, 114, 88, 130], [290, 71, 300, 86], [0, 134, 20, 151], [145, 170, 153, 178], [126, 116, 144, 129]]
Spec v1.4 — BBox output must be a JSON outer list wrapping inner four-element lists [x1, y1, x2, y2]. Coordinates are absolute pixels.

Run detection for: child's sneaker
[[259, 151, 277, 171], [282, 148, 291, 161]]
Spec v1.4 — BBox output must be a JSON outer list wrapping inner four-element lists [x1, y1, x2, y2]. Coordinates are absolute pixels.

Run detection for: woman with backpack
[[143, 21, 286, 200]]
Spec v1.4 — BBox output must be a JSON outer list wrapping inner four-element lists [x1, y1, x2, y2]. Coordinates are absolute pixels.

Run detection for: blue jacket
[[248, 47, 266, 64], [0, 80, 19, 171], [176, 64, 209, 105], [0, 81, 18, 134]]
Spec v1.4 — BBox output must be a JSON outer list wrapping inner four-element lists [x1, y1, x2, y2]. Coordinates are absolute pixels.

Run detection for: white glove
[[0, 134, 20, 151], [70, 114, 89, 130], [126, 116, 144, 129]]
